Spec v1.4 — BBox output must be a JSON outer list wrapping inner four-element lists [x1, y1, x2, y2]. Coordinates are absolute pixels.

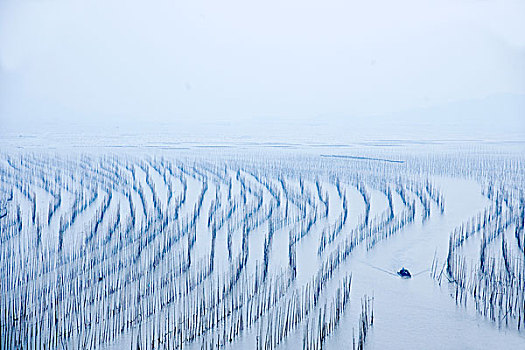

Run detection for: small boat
[[397, 267, 411, 278]]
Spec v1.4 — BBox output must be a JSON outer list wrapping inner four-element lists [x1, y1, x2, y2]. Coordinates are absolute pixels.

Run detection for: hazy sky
[[0, 0, 524, 139]]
